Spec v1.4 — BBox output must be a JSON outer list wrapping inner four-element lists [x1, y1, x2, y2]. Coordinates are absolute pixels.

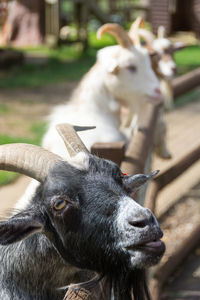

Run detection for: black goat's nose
[[128, 219, 148, 228], [128, 214, 155, 229]]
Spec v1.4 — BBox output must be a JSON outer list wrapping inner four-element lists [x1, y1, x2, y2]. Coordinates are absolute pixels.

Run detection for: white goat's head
[[97, 23, 161, 107], [129, 19, 177, 80]]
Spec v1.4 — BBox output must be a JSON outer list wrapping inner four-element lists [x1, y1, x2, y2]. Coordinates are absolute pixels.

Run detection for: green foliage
[[174, 45, 200, 75]]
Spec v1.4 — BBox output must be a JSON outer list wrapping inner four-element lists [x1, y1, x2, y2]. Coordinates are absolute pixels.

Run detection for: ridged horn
[[0, 143, 62, 182], [97, 23, 133, 48], [56, 123, 95, 157], [128, 17, 145, 46]]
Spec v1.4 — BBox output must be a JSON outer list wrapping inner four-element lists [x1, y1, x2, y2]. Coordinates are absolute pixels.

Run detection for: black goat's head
[[0, 124, 165, 291]]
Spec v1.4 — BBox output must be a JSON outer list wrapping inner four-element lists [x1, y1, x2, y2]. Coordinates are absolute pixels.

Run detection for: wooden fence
[[89, 66, 200, 300]]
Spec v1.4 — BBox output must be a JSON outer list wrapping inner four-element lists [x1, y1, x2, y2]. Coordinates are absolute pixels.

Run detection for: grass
[[0, 103, 13, 114], [174, 45, 200, 74], [0, 41, 199, 89], [0, 121, 47, 187], [0, 33, 116, 89]]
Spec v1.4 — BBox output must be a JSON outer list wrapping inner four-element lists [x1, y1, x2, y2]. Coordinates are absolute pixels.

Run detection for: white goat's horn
[[56, 123, 95, 157], [157, 26, 166, 39], [138, 29, 156, 47], [128, 16, 145, 46], [97, 23, 133, 48], [0, 144, 62, 182]]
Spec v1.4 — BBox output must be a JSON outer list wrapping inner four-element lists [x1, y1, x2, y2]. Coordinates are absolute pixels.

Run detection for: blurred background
[[0, 0, 200, 299]]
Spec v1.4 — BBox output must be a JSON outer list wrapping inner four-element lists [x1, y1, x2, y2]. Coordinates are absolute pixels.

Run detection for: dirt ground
[[0, 81, 77, 137], [0, 81, 77, 213]]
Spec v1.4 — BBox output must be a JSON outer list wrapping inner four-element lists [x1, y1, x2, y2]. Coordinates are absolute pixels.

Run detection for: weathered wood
[[150, 222, 200, 300], [121, 102, 161, 175], [155, 144, 200, 190], [91, 141, 125, 166], [173, 67, 200, 98], [145, 144, 200, 212]]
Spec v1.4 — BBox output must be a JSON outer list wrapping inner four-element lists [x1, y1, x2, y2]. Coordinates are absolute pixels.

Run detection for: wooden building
[[150, 0, 200, 38]]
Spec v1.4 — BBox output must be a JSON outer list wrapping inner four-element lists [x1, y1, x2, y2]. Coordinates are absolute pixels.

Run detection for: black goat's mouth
[[126, 239, 165, 256]]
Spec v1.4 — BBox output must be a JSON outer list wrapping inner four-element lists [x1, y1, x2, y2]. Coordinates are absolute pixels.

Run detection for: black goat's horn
[[0, 143, 62, 182], [97, 23, 133, 48], [56, 123, 95, 157]]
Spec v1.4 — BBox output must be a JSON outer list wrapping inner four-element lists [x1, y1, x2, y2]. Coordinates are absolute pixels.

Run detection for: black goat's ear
[[0, 211, 44, 245], [124, 170, 159, 194]]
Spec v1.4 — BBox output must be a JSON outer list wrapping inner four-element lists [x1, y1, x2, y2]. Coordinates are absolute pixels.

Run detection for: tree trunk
[[0, 0, 45, 46]]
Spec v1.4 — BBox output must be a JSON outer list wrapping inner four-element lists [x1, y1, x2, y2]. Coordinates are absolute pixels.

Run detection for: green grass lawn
[[0, 32, 116, 89], [174, 45, 200, 75]]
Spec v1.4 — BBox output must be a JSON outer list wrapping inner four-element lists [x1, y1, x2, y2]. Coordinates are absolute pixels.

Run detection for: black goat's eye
[[54, 199, 67, 211], [127, 65, 137, 72]]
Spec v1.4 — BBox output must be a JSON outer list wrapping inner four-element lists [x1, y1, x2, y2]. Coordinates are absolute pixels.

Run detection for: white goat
[[126, 18, 173, 158], [16, 23, 161, 210], [43, 23, 161, 157], [129, 21, 177, 110]]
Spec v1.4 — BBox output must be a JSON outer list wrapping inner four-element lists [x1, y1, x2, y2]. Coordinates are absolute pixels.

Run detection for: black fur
[[0, 156, 163, 299]]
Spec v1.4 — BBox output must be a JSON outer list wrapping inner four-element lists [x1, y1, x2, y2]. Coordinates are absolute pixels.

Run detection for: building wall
[[150, 0, 171, 35]]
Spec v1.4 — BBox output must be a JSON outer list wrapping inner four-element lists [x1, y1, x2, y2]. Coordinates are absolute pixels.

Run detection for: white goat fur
[[139, 26, 176, 110], [16, 39, 160, 210]]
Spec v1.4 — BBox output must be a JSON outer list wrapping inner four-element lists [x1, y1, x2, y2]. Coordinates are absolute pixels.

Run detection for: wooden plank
[[150, 223, 200, 300], [173, 68, 200, 98], [121, 102, 161, 175], [91, 141, 125, 166], [145, 144, 200, 212]]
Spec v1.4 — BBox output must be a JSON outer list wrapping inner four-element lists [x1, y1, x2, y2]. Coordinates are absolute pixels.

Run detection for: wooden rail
[[145, 144, 200, 212], [173, 67, 200, 98], [121, 102, 161, 175]]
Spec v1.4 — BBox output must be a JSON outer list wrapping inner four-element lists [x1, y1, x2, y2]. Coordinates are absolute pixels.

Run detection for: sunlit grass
[[174, 45, 200, 74], [0, 121, 47, 186]]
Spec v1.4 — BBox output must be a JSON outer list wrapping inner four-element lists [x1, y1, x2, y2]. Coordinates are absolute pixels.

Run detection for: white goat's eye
[[127, 65, 137, 73], [54, 199, 67, 211]]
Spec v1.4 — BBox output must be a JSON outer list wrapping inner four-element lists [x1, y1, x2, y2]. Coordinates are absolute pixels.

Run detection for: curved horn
[[138, 29, 156, 48], [97, 23, 133, 48], [124, 170, 159, 193], [0, 144, 62, 182], [129, 17, 145, 46], [56, 123, 94, 157]]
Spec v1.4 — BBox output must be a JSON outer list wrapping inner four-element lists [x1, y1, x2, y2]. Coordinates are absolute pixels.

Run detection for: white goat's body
[[43, 64, 126, 159]]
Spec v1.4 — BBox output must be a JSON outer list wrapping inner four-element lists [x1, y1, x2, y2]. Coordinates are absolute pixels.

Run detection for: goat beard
[[108, 269, 151, 300], [86, 269, 151, 300]]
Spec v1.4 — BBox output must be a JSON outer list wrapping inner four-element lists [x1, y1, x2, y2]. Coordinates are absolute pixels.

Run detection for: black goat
[[0, 124, 165, 300]]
